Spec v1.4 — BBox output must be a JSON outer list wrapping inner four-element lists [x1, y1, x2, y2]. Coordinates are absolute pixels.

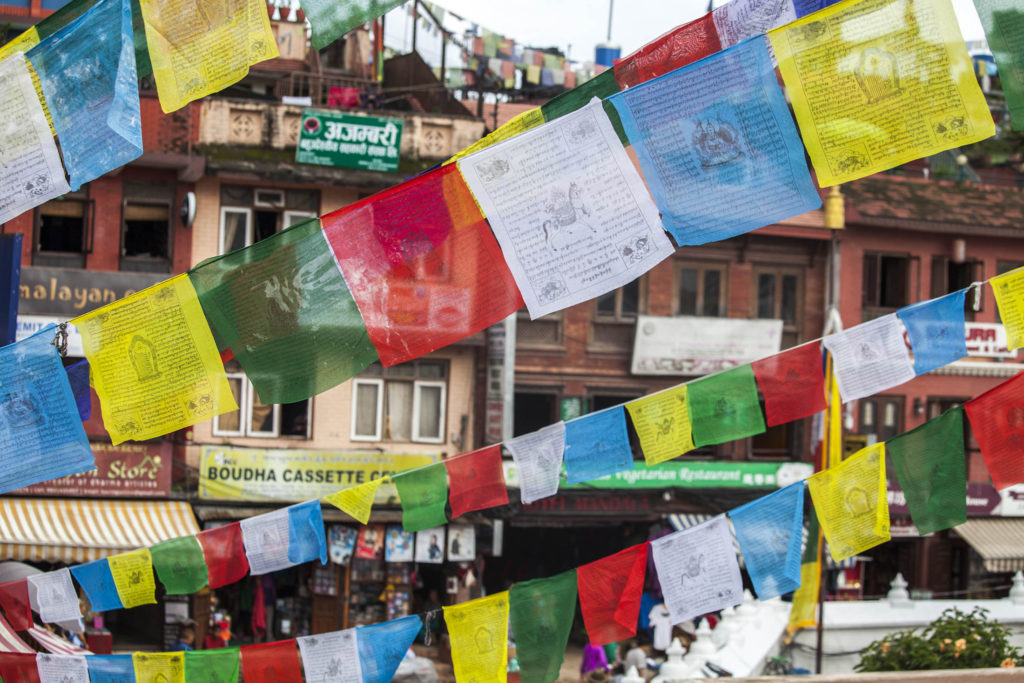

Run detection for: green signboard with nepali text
[[295, 109, 402, 172]]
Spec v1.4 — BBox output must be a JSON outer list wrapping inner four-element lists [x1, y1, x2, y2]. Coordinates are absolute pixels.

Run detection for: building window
[[592, 279, 643, 350], [34, 195, 90, 268], [351, 361, 448, 443], [516, 310, 564, 348], [858, 395, 903, 443], [213, 360, 311, 438], [513, 390, 559, 436], [218, 186, 319, 253], [676, 263, 726, 316], [863, 253, 913, 314], [751, 421, 802, 460], [931, 256, 982, 319], [755, 267, 803, 348], [122, 201, 171, 273]]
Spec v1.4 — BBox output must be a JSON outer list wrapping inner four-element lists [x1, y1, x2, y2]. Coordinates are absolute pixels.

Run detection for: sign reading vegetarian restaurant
[[295, 110, 403, 172]]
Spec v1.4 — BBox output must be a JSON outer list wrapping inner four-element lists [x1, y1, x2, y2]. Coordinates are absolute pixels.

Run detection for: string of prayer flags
[[239, 501, 327, 575], [239, 641, 302, 683], [356, 615, 422, 683], [509, 570, 577, 683], [0, 326, 94, 495], [563, 406, 634, 484], [807, 443, 890, 562], [769, 0, 994, 187], [36, 654, 88, 683], [0, 653, 42, 683], [133, 653, 184, 683], [625, 387, 694, 466], [965, 371, 1024, 490], [991, 266, 1024, 350], [150, 535, 209, 595], [712, 0, 793, 49], [822, 313, 916, 402], [139, 0, 278, 113], [0, 54, 70, 225], [107, 549, 157, 609], [897, 290, 969, 375], [189, 217, 378, 405], [72, 275, 237, 445], [300, 0, 405, 50], [459, 99, 673, 320], [753, 342, 826, 427], [612, 14, 720, 88], [298, 629, 360, 683], [888, 406, 967, 534], [688, 364, 766, 446], [729, 482, 805, 600], [393, 463, 449, 532], [444, 592, 510, 683], [447, 108, 545, 163], [185, 648, 239, 683], [287, 500, 328, 566], [505, 422, 565, 504], [323, 478, 385, 525], [446, 445, 509, 518], [27, 569, 81, 628], [577, 543, 648, 646], [64, 359, 92, 422], [196, 522, 250, 589], [85, 655, 136, 683], [973, 0, 1024, 129], [27, 0, 142, 191], [609, 37, 821, 247], [651, 515, 743, 623], [69, 560, 123, 612], [0, 580, 33, 631], [787, 514, 821, 634], [539, 71, 627, 142]]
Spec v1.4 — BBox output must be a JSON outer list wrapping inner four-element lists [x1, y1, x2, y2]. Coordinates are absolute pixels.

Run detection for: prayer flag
[[626, 386, 694, 466], [132, 653, 184, 683], [713, 0, 797, 49], [786, 514, 820, 635], [888, 406, 967, 534], [27, 569, 80, 627], [107, 549, 157, 609], [70, 560, 123, 612], [189, 217, 377, 405], [86, 655, 136, 683], [806, 443, 890, 562], [688, 364, 766, 446], [822, 313, 916, 401], [64, 359, 91, 422], [609, 38, 820, 246], [564, 406, 634, 484], [730, 482, 805, 600], [504, 422, 565, 504], [613, 14, 721, 88], [35, 654, 88, 683], [288, 500, 328, 566], [973, 0, 1024, 129], [356, 616, 422, 683], [510, 570, 577, 683], [752, 342, 826, 426], [139, 0, 278, 113], [444, 592, 509, 683], [322, 163, 523, 366], [323, 478, 384, 525], [151, 536, 209, 595], [0, 27, 40, 61], [240, 501, 327, 575], [297, 629, 360, 683], [196, 523, 249, 589], [577, 543, 648, 646], [991, 266, 1024, 350], [448, 108, 544, 162], [239, 641, 301, 683], [0, 653, 42, 683], [965, 371, 1024, 490], [72, 275, 237, 444], [898, 290, 969, 375], [300, 0, 404, 50], [0, 326, 94, 494], [539, 70, 627, 143], [0, 580, 32, 631], [769, 0, 995, 186], [184, 649, 238, 683], [446, 445, 508, 518], [392, 463, 449, 532]]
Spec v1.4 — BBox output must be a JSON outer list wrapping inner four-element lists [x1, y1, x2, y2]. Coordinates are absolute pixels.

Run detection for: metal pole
[[607, 0, 613, 41], [411, 0, 418, 54]]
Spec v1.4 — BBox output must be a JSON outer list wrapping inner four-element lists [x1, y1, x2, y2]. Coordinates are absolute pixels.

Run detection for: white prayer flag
[[297, 628, 362, 683], [27, 569, 81, 628], [239, 509, 293, 575], [822, 313, 916, 401], [36, 654, 89, 683], [505, 422, 565, 504]]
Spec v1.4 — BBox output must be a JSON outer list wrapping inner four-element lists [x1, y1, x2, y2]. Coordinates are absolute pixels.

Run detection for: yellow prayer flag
[[991, 267, 1024, 350], [139, 0, 279, 113], [133, 652, 185, 683], [768, 0, 994, 187], [72, 274, 237, 444], [625, 387, 694, 466], [0, 27, 39, 61], [526, 65, 541, 85], [108, 549, 157, 608], [786, 559, 820, 637], [444, 592, 509, 683], [806, 443, 890, 562], [323, 477, 386, 525], [447, 108, 545, 163]]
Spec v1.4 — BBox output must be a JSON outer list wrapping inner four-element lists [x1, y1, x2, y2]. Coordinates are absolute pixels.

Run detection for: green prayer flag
[[189, 217, 378, 405], [510, 570, 577, 683], [185, 648, 240, 683], [688, 364, 766, 447], [393, 463, 448, 532], [973, 0, 1024, 130], [887, 405, 967, 535], [802, 512, 819, 564], [299, 0, 406, 51], [151, 536, 209, 595], [540, 70, 628, 145]]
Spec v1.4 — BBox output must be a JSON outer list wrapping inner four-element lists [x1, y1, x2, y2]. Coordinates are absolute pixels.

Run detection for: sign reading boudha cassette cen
[[631, 315, 784, 376], [295, 110, 403, 172]]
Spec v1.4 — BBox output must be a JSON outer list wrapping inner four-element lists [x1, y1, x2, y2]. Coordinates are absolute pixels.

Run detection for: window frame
[[283, 210, 316, 230], [220, 206, 253, 254], [753, 265, 804, 347], [350, 367, 449, 444], [350, 378, 384, 442], [862, 251, 919, 317], [121, 199, 173, 272], [213, 367, 311, 439], [674, 261, 728, 317], [412, 380, 447, 444], [33, 196, 93, 267]]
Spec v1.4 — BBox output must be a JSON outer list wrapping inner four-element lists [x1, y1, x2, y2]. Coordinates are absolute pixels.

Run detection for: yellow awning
[[0, 498, 200, 564], [954, 518, 1024, 573]]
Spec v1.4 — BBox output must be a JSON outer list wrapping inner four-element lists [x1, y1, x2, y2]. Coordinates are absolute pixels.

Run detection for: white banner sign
[[631, 315, 783, 376]]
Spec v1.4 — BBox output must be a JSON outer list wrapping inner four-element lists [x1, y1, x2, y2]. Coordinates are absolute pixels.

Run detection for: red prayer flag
[[197, 523, 250, 589], [612, 14, 721, 88], [752, 342, 827, 427], [240, 640, 303, 683], [965, 372, 1024, 490], [0, 653, 41, 683], [322, 164, 523, 366], [0, 580, 32, 631], [445, 445, 509, 519], [577, 543, 648, 646]]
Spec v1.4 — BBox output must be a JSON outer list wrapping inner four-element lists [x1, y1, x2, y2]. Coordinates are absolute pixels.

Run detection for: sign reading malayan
[[631, 315, 784, 376], [13, 442, 172, 497], [295, 110, 403, 172], [199, 445, 437, 503]]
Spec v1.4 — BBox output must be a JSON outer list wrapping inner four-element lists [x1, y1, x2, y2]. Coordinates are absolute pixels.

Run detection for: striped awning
[[0, 499, 200, 564], [954, 518, 1024, 573], [0, 614, 33, 654], [27, 627, 91, 655]]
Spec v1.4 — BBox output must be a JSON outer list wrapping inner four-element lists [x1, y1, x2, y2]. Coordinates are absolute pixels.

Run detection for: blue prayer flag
[[729, 481, 804, 600], [71, 559, 124, 612], [793, 0, 839, 16], [86, 655, 136, 683], [357, 615, 422, 683], [563, 406, 633, 484], [287, 500, 328, 566], [65, 358, 91, 421], [897, 289, 969, 375], [608, 38, 820, 246]]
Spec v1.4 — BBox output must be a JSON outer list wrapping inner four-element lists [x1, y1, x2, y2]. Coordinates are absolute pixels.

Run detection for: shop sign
[[887, 481, 1024, 517], [503, 460, 812, 490], [522, 493, 659, 515], [963, 323, 1018, 359], [18, 266, 164, 316], [295, 110, 402, 172], [13, 441, 172, 497], [631, 315, 783, 376], [199, 445, 438, 502]]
